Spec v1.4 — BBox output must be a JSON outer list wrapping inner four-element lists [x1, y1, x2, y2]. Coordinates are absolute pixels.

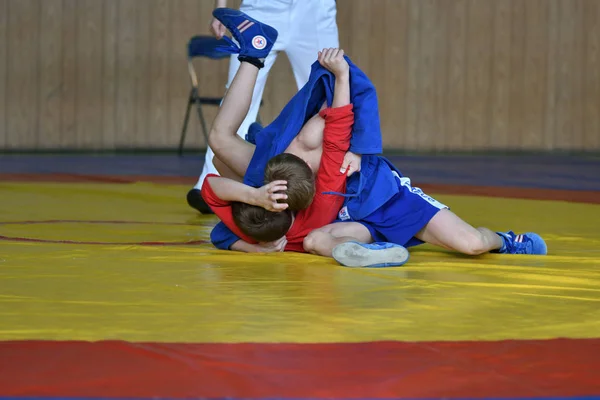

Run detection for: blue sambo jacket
[[211, 56, 399, 250]]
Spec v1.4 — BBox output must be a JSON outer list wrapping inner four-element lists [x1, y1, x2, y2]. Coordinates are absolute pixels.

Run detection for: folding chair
[[178, 35, 262, 155]]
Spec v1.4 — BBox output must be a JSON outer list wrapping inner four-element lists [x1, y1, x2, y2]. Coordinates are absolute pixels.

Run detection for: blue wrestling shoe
[[212, 8, 278, 60], [332, 242, 410, 268], [495, 231, 548, 255]]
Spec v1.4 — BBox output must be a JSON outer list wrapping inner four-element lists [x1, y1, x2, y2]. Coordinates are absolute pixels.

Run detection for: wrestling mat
[[1, 154, 599, 399]]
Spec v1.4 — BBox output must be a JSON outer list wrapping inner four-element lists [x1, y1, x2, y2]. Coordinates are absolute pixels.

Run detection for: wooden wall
[[0, 0, 598, 151]]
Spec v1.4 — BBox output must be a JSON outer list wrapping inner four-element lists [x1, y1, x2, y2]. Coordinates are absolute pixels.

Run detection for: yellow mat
[[1, 182, 599, 343]]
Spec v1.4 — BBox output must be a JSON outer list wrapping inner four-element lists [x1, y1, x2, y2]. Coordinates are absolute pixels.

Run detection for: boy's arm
[[316, 105, 353, 193], [294, 49, 353, 233], [313, 49, 353, 194], [211, 228, 262, 252], [210, 222, 284, 253], [231, 236, 287, 253], [203, 176, 287, 251], [201, 175, 256, 243], [331, 69, 350, 108], [319, 48, 350, 108], [230, 239, 260, 252], [211, 223, 284, 253], [205, 176, 289, 212], [298, 104, 353, 230]]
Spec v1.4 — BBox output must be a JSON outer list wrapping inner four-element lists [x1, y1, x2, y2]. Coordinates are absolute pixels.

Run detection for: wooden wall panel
[[380, 0, 408, 149], [404, 0, 421, 150], [59, 0, 76, 148], [115, 0, 136, 148], [432, 0, 449, 151], [39, 0, 63, 149], [555, 0, 583, 149], [6, 0, 39, 149], [0, 0, 599, 151], [0, 0, 7, 148], [146, 0, 169, 148], [133, 0, 151, 148], [76, 0, 103, 148], [445, 0, 468, 150], [521, 0, 548, 149], [416, 0, 437, 150], [583, 0, 600, 150], [167, 0, 204, 149], [508, 0, 525, 150], [489, 0, 511, 149], [559, 0, 584, 150], [464, 0, 494, 150], [543, 0, 560, 150], [102, 0, 118, 149]]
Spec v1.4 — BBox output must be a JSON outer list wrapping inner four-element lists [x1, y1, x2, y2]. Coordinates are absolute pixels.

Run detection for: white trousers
[[194, 0, 339, 189]]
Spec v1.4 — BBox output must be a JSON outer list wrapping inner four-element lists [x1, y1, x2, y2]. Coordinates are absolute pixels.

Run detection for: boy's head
[[231, 202, 293, 242], [264, 153, 315, 211]]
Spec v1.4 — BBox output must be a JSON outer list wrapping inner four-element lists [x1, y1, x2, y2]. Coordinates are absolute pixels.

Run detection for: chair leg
[[194, 98, 210, 148], [178, 89, 195, 156]]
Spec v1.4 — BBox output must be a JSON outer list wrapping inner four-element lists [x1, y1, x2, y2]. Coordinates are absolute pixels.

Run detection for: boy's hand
[[255, 236, 287, 252], [253, 180, 289, 212], [210, 18, 226, 39], [318, 48, 349, 77], [340, 151, 361, 176]]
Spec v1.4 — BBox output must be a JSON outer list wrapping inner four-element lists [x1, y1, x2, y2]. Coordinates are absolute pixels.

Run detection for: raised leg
[[196, 50, 279, 188], [213, 155, 244, 182], [207, 62, 260, 178]]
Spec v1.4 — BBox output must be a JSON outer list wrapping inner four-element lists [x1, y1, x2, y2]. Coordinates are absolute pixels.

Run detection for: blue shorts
[[336, 174, 447, 248]]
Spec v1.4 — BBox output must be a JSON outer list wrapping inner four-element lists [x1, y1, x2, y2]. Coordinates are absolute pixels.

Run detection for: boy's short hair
[[231, 202, 292, 242], [264, 153, 315, 211]]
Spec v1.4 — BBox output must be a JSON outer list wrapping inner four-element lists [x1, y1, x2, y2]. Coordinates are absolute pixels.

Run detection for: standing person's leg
[[286, 0, 340, 90]]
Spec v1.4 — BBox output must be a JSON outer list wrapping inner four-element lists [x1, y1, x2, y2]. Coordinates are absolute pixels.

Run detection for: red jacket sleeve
[[200, 174, 256, 244], [293, 104, 354, 237], [315, 103, 353, 194]]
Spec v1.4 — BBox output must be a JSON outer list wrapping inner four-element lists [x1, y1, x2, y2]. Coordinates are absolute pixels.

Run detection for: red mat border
[[1, 339, 599, 398]]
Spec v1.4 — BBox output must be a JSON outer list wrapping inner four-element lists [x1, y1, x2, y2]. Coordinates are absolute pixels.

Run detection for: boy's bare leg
[[303, 222, 373, 257], [415, 209, 503, 255], [213, 155, 244, 182], [319, 223, 410, 268], [208, 62, 259, 178]]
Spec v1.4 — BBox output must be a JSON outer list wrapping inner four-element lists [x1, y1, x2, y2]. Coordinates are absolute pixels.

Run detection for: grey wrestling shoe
[[332, 242, 410, 268]]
